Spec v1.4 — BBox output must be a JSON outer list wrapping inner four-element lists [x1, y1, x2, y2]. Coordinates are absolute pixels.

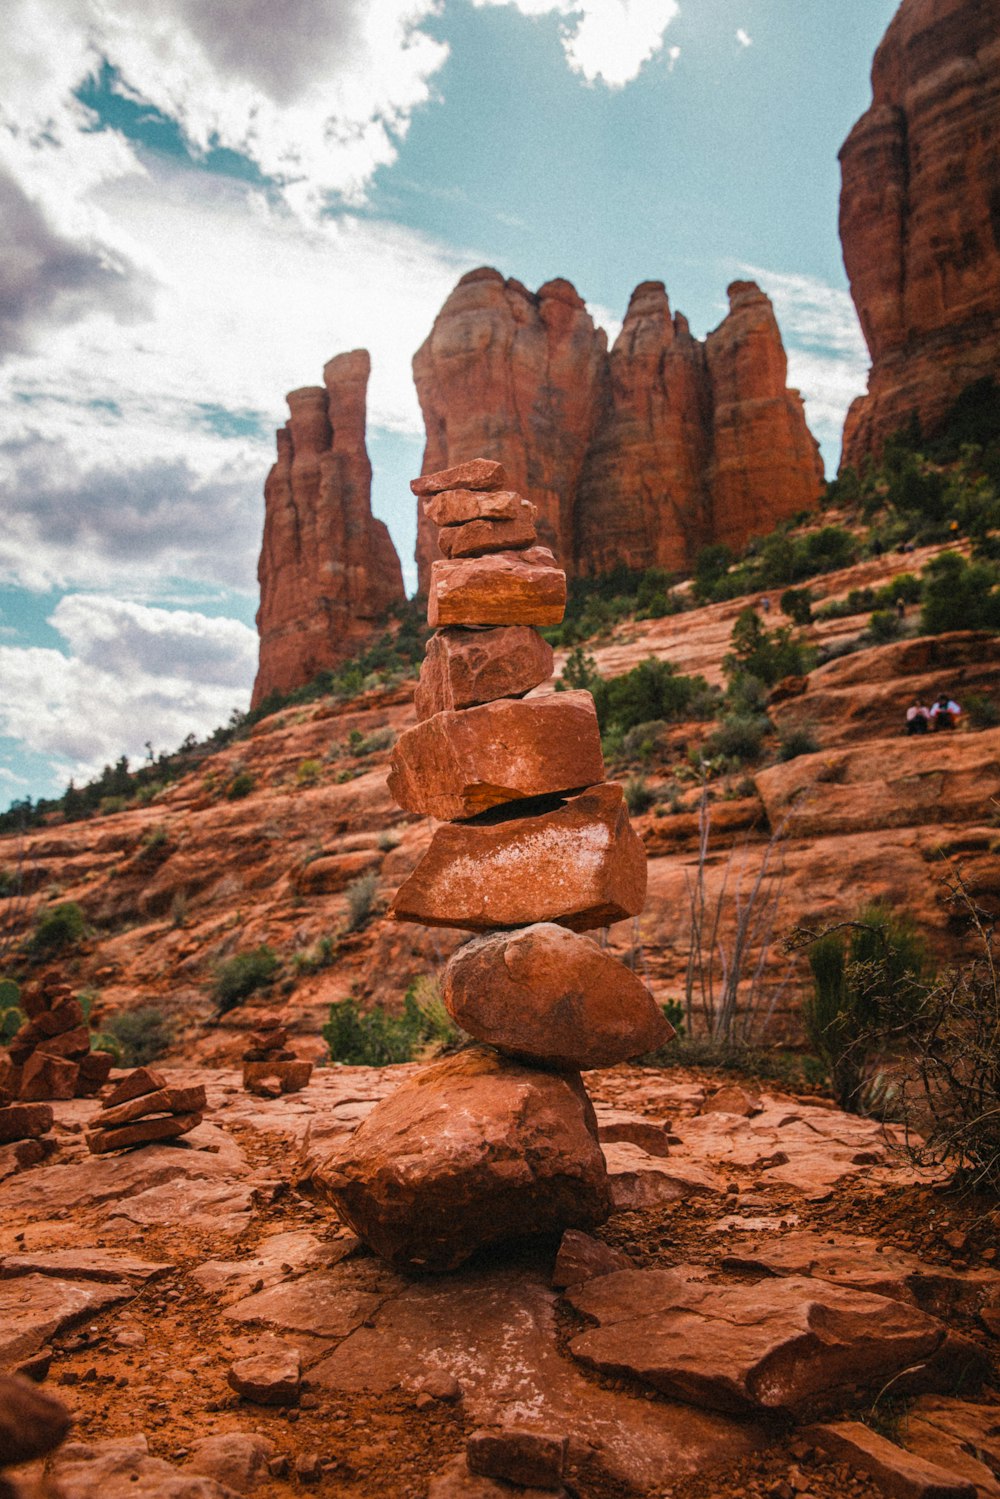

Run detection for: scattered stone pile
[[0, 980, 111, 1102], [317, 459, 672, 1271], [241, 1015, 312, 1097], [86, 1066, 206, 1154]]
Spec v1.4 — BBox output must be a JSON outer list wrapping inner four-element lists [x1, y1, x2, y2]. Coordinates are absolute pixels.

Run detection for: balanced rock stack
[[0, 1086, 54, 1167], [316, 459, 672, 1272], [242, 1015, 313, 1097], [86, 1066, 206, 1154], [0, 980, 112, 1102]]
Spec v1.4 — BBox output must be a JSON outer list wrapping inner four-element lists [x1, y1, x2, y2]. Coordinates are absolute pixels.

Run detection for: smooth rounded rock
[[444, 924, 673, 1068], [314, 1048, 612, 1272]]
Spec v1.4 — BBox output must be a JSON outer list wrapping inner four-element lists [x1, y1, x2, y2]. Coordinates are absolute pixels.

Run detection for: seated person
[[905, 701, 930, 734], [930, 693, 961, 730]]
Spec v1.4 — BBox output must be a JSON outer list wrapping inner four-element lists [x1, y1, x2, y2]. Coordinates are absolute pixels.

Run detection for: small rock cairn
[[242, 1015, 312, 1098], [317, 459, 673, 1271], [85, 1066, 206, 1154], [1, 980, 111, 1102]]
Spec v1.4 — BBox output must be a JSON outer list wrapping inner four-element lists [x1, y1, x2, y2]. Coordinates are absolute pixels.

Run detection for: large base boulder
[[444, 924, 673, 1069], [313, 1048, 612, 1272]]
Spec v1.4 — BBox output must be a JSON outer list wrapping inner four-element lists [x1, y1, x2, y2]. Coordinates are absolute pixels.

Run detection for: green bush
[[964, 692, 1000, 729], [0, 978, 23, 1044], [25, 901, 88, 957], [623, 774, 656, 815], [701, 714, 769, 765], [591, 657, 717, 736], [920, 551, 1000, 634], [778, 726, 820, 761], [345, 871, 379, 932], [723, 608, 816, 690], [226, 772, 256, 800], [780, 587, 813, 625], [323, 977, 459, 1066], [296, 758, 323, 786], [803, 904, 928, 1111], [212, 944, 279, 1014], [102, 1006, 173, 1067], [868, 608, 903, 643]]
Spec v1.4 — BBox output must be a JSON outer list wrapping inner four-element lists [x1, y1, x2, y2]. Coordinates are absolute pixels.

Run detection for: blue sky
[[0, 0, 898, 807]]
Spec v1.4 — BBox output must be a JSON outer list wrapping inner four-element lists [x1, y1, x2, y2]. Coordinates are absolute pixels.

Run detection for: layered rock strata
[[316, 460, 672, 1271], [86, 1067, 206, 1153], [0, 981, 112, 1102], [252, 350, 405, 708], [413, 271, 823, 589], [839, 0, 1000, 466], [241, 1015, 313, 1097]]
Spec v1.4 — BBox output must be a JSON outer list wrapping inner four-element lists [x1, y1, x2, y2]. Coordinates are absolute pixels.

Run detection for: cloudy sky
[[1, 0, 898, 807]]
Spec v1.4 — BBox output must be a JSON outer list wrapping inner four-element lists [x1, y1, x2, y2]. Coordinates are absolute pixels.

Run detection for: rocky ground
[[2, 1061, 998, 1498]]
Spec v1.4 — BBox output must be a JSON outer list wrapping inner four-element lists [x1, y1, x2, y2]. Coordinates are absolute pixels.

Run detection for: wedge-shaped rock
[[391, 783, 646, 932], [20, 1053, 78, 1101], [103, 1068, 167, 1109], [567, 1267, 969, 1417], [805, 1421, 977, 1499], [411, 459, 506, 497], [97, 1084, 206, 1129], [314, 1048, 611, 1272], [445, 924, 671, 1069], [86, 1111, 202, 1155], [424, 487, 528, 527], [429, 549, 566, 628], [415, 626, 553, 720], [389, 693, 603, 820]]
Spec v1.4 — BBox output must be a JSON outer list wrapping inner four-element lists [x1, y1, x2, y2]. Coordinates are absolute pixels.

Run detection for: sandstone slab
[[601, 1144, 723, 1210], [444, 923, 671, 1068], [0, 1103, 52, 1144], [98, 1084, 207, 1129], [0, 1373, 71, 1465], [429, 1455, 568, 1499], [0, 1272, 132, 1365], [439, 509, 537, 558], [87, 1111, 202, 1154], [412, 459, 507, 498], [48, 1435, 238, 1499], [391, 783, 647, 932], [428, 549, 566, 628], [806, 1420, 977, 1499], [426, 488, 530, 528], [184, 1432, 276, 1494], [466, 1428, 566, 1490], [228, 1344, 301, 1406], [313, 1049, 612, 1272], [415, 626, 553, 720], [567, 1267, 962, 1416], [388, 693, 603, 820], [903, 1396, 1000, 1499]]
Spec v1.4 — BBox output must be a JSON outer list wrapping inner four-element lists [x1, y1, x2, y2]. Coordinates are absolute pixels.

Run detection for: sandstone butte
[[251, 349, 404, 708], [412, 268, 824, 590], [839, 0, 1000, 467]]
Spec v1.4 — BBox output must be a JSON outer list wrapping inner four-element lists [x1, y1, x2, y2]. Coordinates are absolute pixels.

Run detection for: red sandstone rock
[[390, 783, 647, 932], [243, 1060, 312, 1095], [251, 350, 404, 709], [428, 549, 566, 628], [805, 1421, 977, 1499], [0, 1102, 53, 1145], [33, 1000, 84, 1037], [387, 692, 603, 820], [0, 1374, 71, 1465], [443, 924, 672, 1069], [19, 1053, 78, 1102], [86, 1111, 202, 1154], [567, 1268, 972, 1416], [411, 459, 507, 497], [551, 1230, 631, 1289], [413, 271, 607, 587], [466, 1428, 567, 1490], [228, 1345, 301, 1406], [439, 510, 537, 559], [97, 1084, 207, 1129], [103, 1068, 167, 1109], [75, 1051, 113, 1094], [314, 1049, 612, 1272], [840, 0, 1000, 467], [423, 488, 525, 526], [35, 1025, 90, 1059], [414, 269, 822, 588], [414, 626, 553, 720]]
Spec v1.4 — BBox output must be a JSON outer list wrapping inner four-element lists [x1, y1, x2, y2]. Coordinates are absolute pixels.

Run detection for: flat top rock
[[412, 459, 507, 496], [428, 548, 566, 629]]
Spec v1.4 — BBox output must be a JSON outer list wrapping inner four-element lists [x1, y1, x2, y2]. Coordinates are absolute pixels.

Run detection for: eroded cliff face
[[839, 0, 1000, 467], [413, 272, 823, 590], [252, 350, 404, 709]]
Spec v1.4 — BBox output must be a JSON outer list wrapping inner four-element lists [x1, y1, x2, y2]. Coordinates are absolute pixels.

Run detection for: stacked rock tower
[[317, 459, 672, 1271]]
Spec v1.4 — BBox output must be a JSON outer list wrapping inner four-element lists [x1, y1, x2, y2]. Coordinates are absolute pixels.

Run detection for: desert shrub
[[723, 608, 816, 690], [778, 726, 820, 761], [621, 720, 668, 763], [780, 587, 813, 625], [591, 657, 716, 736], [292, 934, 338, 975], [212, 944, 279, 1014], [296, 758, 323, 786], [323, 976, 459, 1066], [867, 608, 903, 643], [801, 904, 928, 1112], [964, 692, 1000, 729], [356, 727, 396, 756], [0, 978, 23, 1043], [558, 646, 601, 692], [25, 901, 88, 958], [376, 829, 401, 852], [920, 551, 1000, 634], [345, 871, 379, 932], [102, 1006, 173, 1067], [226, 772, 255, 800], [701, 714, 769, 765], [623, 774, 656, 815]]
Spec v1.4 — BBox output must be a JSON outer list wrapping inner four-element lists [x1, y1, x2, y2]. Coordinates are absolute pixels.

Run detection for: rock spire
[[839, 0, 1000, 467], [315, 457, 672, 1272], [251, 350, 405, 710]]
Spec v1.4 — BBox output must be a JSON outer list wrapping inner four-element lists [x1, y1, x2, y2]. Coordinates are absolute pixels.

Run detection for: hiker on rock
[[930, 694, 961, 731], [905, 701, 930, 735]]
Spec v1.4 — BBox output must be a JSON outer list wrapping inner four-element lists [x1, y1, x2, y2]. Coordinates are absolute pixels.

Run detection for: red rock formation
[[839, 0, 1000, 467], [251, 350, 404, 709], [413, 272, 823, 589], [412, 269, 609, 590]]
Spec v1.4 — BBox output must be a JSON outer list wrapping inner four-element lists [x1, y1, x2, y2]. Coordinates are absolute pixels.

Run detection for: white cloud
[[736, 27, 753, 48], [472, 0, 680, 87], [738, 263, 871, 468], [0, 595, 257, 782], [667, 45, 681, 71]]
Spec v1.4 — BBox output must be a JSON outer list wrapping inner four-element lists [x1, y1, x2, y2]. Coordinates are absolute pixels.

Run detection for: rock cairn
[[86, 1066, 206, 1154], [1, 980, 112, 1102], [316, 459, 673, 1271], [242, 1015, 312, 1098], [0, 1086, 54, 1172]]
